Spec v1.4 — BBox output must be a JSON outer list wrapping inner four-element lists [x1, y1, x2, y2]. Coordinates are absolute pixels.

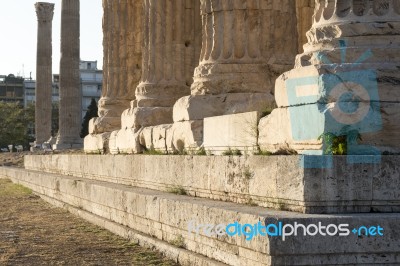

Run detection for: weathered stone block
[[108, 131, 119, 154], [152, 124, 173, 152], [173, 94, 275, 122], [23, 154, 400, 214], [258, 102, 400, 153], [2, 166, 400, 265], [84, 132, 111, 154], [203, 112, 259, 155], [109, 128, 142, 154], [139, 127, 153, 150], [121, 107, 173, 130], [89, 117, 121, 134], [166, 120, 203, 152]]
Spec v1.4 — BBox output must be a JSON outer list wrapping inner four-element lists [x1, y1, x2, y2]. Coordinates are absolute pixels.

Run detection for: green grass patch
[[222, 148, 242, 156], [143, 147, 165, 155], [167, 186, 187, 195], [253, 150, 272, 156], [169, 235, 185, 249], [195, 147, 207, 156], [0, 179, 32, 197]]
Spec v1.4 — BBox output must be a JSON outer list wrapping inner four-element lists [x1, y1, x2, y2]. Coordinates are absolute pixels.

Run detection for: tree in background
[[25, 103, 35, 140], [80, 98, 98, 138], [0, 102, 35, 149]]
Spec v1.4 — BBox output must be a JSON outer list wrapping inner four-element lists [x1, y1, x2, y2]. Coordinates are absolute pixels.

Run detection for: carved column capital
[[35, 2, 54, 22], [300, 0, 400, 67], [313, 0, 400, 26]]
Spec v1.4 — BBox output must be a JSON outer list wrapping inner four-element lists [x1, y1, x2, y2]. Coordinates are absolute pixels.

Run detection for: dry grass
[[0, 179, 178, 266]]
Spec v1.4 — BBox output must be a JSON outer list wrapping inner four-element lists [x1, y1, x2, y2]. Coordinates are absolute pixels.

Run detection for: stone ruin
[[84, 0, 312, 154], [85, 0, 400, 156], [34, 0, 82, 149], [260, 0, 400, 155], [16, 1, 400, 265], [35, 2, 54, 145]]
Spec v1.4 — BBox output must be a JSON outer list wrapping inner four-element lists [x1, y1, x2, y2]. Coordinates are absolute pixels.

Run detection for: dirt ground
[[0, 152, 28, 168], [0, 153, 179, 265], [0, 150, 84, 168]]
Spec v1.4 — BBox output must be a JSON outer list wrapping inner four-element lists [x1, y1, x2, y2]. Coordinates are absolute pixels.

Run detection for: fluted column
[[84, 0, 143, 153], [296, 0, 315, 53], [259, 0, 400, 154], [190, 0, 297, 95], [300, 0, 400, 67], [35, 2, 54, 144], [91, 0, 142, 133], [172, 0, 298, 128], [125, 0, 201, 130], [55, 0, 81, 149], [167, 0, 299, 153]]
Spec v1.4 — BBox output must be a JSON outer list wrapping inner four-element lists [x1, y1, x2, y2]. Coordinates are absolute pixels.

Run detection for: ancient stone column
[[169, 0, 299, 152], [123, 0, 201, 130], [190, 0, 297, 96], [296, 0, 315, 53], [109, 0, 202, 154], [259, 0, 400, 154], [84, 0, 142, 153], [54, 0, 81, 149], [34, 2, 54, 145], [93, 0, 142, 132]]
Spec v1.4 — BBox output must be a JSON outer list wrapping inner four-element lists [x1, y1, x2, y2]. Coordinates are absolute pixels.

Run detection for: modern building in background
[[0, 74, 25, 104], [21, 60, 102, 118], [24, 75, 59, 107], [79, 60, 102, 117]]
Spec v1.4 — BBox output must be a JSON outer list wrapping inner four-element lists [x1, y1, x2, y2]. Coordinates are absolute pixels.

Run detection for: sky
[[0, 0, 103, 79]]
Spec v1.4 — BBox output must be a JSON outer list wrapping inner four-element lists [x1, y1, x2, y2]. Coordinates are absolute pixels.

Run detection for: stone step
[[1, 166, 400, 265], [24, 154, 400, 214]]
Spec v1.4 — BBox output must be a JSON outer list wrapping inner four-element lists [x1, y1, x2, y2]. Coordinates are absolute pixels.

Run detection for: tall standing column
[[55, 0, 81, 149], [34, 2, 54, 145], [123, 0, 201, 131], [84, 0, 143, 153], [259, 0, 400, 154], [110, 0, 202, 154], [94, 0, 142, 132], [296, 0, 315, 53]]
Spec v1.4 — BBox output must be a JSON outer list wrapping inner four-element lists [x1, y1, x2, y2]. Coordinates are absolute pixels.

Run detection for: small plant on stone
[[169, 234, 185, 249], [171, 149, 188, 155], [222, 148, 233, 156], [223, 148, 242, 156], [277, 199, 289, 211], [253, 149, 272, 156], [168, 186, 187, 195], [243, 166, 254, 180], [143, 146, 165, 155], [318, 127, 361, 155], [232, 149, 242, 156], [246, 198, 258, 207], [273, 148, 298, 155], [195, 147, 207, 156]]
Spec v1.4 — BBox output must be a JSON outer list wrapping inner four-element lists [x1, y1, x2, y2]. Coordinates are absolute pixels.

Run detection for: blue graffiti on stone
[[285, 40, 382, 168]]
